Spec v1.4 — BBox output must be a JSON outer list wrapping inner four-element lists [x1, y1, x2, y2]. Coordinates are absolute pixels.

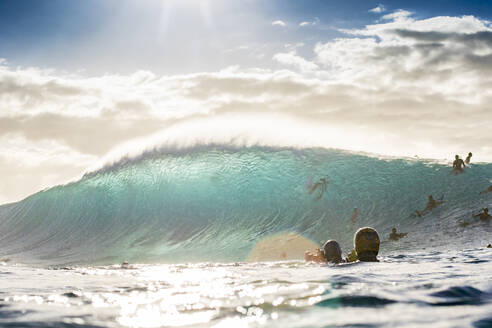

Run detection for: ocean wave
[[0, 145, 491, 265]]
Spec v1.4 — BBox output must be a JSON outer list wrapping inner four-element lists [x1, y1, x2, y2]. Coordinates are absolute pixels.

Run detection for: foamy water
[[2, 248, 492, 328], [1, 146, 491, 327]]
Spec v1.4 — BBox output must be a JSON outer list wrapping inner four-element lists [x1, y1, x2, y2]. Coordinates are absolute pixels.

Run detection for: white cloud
[[272, 20, 286, 27], [273, 51, 318, 72], [299, 18, 319, 27], [381, 9, 412, 21], [369, 4, 386, 13], [2, 12, 492, 203]]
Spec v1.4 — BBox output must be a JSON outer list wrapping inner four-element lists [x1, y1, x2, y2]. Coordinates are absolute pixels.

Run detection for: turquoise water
[[0, 146, 490, 265], [0, 146, 492, 327], [1, 250, 492, 327]]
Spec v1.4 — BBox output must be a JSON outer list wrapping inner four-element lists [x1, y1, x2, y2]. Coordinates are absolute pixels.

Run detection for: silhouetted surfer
[[354, 227, 380, 262], [465, 152, 472, 164], [305, 240, 343, 263], [350, 207, 360, 224], [452, 155, 466, 174], [415, 195, 444, 217], [308, 178, 328, 200], [474, 208, 491, 221], [479, 186, 492, 195], [389, 227, 407, 241]]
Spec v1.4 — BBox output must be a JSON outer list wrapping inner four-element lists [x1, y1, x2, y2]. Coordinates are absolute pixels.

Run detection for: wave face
[[0, 146, 491, 265]]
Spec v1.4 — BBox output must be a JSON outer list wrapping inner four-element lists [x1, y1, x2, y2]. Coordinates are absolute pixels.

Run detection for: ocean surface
[[1, 146, 491, 327]]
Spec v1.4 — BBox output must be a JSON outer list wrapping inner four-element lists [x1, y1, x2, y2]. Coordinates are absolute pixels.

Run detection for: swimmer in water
[[479, 186, 492, 195], [304, 248, 324, 263], [346, 249, 358, 262], [354, 227, 380, 262], [474, 207, 491, 221], [305, 240, 343, 264], [452, 155, 466, 173], [465, 152, 472, 164], [415, 195, 444, 217], [308, 178, 328, 200], [350, 207, 360, 224], [389, 227, 407, 241]]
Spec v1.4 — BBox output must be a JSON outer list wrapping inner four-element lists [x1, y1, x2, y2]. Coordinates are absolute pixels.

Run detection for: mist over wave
[[0, 145, 491, 266]]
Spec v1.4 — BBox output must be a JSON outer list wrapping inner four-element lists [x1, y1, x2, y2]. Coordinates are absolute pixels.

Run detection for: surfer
[[354, 227, 380, 262], [474, 207, 491, 221], [346, 249, 358, 262], [350, 207, 360, 224], [452, 155, 466, 174], [389, 227, 407, 241], [479, 185, 492, 195], [305, 240, 343, 264], [305, 248, 324, 263], [308, 178, 328, 200], [415, 195, 444, 217], [465, 152, 472, 164]]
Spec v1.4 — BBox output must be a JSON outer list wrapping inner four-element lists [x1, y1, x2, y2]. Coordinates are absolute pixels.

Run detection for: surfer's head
[[354, 227, 380, 262], [468, 152, 472, 156], [322, 240, 342, 263], [455, 155, 459, 159], [392, 227, 397, 233]]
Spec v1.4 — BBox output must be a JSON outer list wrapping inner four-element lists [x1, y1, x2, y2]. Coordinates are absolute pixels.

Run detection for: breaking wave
[[0, 145, 491, 265]]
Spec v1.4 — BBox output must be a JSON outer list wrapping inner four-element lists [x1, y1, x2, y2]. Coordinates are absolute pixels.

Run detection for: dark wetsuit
[[415, 196, 444, 217], [453, 158, 465, 172], [480, 186, 492, 195], [389, 231, 407, 241], [476, 212, 491, 221]]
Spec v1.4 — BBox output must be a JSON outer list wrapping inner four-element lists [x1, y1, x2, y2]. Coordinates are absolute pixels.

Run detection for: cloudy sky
[[1, 0, 492, 204]]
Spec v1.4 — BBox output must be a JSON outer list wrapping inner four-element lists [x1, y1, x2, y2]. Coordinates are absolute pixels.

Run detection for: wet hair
[[354, 227, 380, 262], [322, 240, 343, 263]]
